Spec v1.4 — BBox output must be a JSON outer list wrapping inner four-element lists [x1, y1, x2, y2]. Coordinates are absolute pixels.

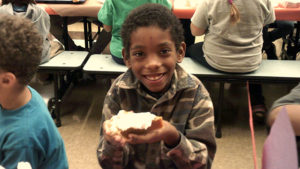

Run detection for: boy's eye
[[160, 49, 171, 55], [132, 51, 144, 57]]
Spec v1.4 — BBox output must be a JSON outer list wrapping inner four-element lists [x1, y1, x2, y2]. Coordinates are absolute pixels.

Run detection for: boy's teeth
[[146, 74, 163, 80]]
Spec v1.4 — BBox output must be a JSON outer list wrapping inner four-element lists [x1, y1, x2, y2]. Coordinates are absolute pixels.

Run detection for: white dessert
[[17, 162, 32, 169], [109, 110, 162, 137]]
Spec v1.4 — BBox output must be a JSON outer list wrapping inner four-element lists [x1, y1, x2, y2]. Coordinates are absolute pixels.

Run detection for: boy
[[0, 14, 68, 169], [97, 0, 172, 65], [97, 4, 216, 169]]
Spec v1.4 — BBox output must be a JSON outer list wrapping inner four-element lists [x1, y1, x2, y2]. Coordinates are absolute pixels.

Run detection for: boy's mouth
[[144, 73, 165, 81]]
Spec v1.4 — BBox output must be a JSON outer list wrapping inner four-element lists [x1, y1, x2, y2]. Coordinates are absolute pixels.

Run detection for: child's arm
[[103, 24, 112, 32], [97, 117, 131, 169], [190, 23, 206, 36], [102, 119, 127, 147], [97, 78, 132, 168], [97, 106, 129, 169], [36, 6, 51, 40], [268, 105, 300, 135], [97, 0, 113, 33], [165, 84, 216, 168], [127, 82, 216, 168], [126, 120, 180, 147], [264, 0, 276, 26], [190, 0, 208, 36]]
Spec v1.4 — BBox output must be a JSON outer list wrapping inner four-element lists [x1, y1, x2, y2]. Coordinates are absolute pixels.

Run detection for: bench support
[[215, 82, 224, 138], [38, 51, 88, 127]]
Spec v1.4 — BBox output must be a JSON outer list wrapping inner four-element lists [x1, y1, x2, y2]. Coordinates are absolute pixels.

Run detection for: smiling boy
[[97, 4, 216, 169]]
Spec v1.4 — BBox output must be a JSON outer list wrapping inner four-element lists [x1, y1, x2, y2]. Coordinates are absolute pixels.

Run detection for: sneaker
[[252, 104, 267, 124]]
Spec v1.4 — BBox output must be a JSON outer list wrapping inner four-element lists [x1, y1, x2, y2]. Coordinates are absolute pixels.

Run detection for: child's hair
[[228, 0, 240, 24], [0, 14, 42, 85], [2, 0, 36, 5], [121, 3, 184, 58]]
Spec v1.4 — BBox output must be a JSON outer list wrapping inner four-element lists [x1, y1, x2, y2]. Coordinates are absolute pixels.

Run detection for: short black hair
[[2, 0, 36, 5], [121, 3, 184, 58], [0, 14, 42, 85]]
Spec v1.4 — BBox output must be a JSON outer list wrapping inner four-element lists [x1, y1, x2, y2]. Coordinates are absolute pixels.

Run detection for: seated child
[[97, 0, 172, 65], [0, 14, 68, 169], [0, 0, 51, 64], [187, 0, 276, 124], [97, 4, 216, 169], [267, 83, 300, 166]]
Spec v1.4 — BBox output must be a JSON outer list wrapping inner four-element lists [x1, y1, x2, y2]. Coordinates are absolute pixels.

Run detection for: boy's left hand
[[126, 120, 180, 147]]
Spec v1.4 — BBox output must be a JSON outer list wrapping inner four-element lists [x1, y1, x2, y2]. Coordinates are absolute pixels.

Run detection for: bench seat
[[84, 54, 300, 82], [39, 51, 89, 126], [83, 54, 300, 137]]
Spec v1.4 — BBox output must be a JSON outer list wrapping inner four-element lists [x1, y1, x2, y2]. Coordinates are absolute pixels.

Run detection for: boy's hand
[[126, 121, 180, 148], [103, 120, 127, 148]]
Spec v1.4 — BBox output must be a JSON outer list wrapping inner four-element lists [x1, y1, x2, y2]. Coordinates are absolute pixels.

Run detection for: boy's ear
[[176, 42, 186, 63], [122, 48, 131, 68], [0, 72, 16, 86]]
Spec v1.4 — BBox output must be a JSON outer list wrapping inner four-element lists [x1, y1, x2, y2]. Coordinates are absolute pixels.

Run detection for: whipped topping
[[110, 110, 156, 132]]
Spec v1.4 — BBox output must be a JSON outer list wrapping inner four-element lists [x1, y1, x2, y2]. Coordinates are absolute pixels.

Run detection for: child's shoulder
[[176, 65, 201, 83], [176, 65, 210, 93], [111, 71, 134, 88], [0, 3, 13, 12]]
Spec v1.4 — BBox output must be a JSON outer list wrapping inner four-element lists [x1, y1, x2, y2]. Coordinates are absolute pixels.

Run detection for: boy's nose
[[145, 55, 162, 69]]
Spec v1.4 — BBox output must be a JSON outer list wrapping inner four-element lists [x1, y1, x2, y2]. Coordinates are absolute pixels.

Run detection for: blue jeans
[[263, 20, 295, 59], [112, 54, 125, 65]]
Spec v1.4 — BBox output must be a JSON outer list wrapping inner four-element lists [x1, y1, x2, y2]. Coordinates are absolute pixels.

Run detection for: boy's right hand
[[103, 120, 127, 148]]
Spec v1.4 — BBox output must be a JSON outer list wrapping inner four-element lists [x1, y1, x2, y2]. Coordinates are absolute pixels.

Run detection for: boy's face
[[123, 26, 185, 93], [0, 71, 3, 104]]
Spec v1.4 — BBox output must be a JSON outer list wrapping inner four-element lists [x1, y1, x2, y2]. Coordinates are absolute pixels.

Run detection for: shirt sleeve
[[36, 6, 50, 40], [97, 77, 131, 168], [191, 0, 209, 30], [97, 0, 113, 26], [97, 136, 131, 169], [162, 83, 216, 169], [270, 83, 300, 111], [157, 0, 172, 10], [1, 147, 40, 169], [264, 0, 276, 25]]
